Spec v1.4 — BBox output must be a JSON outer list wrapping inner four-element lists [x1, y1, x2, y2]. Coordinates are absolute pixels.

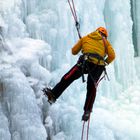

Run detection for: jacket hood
[[87, 31, 102, 40]]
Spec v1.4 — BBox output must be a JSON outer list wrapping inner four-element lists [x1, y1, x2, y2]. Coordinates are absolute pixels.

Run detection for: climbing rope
[[67, 0, 82, 38], [81, 115, 91, 140], [81, 85, 96, 140], [67, 1, 92, 139]]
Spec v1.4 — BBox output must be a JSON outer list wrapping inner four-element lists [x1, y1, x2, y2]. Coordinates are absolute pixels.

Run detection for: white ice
[[0, 0, 140, 140]]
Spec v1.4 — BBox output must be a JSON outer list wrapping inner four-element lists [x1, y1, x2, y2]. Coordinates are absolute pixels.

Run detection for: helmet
[[96, 27, 108, 37]]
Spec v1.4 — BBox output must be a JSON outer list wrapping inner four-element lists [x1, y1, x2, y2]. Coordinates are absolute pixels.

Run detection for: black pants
[[52, 59, 105, 112]]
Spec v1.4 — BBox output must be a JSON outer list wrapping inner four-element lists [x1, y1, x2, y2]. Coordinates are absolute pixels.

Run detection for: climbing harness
[[68, 0, 82, 39], [79, 52, 108, 85]]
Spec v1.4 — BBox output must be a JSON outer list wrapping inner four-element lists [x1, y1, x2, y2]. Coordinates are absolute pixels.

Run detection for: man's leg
[[51, 64, 82, 99], [84, 64, 104, 112], [84, 74, 96, 112]]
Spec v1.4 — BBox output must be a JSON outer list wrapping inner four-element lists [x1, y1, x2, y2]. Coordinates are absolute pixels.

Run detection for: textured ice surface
[[0, 0, 140, 140]]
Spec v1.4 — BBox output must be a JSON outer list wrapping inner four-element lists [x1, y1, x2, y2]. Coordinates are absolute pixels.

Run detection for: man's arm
[[71, 39, 82, 55], [105, 43, 115, 64]]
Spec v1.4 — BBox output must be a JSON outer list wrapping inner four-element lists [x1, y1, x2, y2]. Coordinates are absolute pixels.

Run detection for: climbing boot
[[82, 111, 91, 121], [43, 88, 56, 104]]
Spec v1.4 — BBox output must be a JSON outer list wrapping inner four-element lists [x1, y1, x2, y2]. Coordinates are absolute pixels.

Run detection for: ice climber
[[43, 27, 115, 121]]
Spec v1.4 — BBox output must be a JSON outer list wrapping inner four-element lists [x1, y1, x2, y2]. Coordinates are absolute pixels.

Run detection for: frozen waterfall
[[0, 0, 140, 140]]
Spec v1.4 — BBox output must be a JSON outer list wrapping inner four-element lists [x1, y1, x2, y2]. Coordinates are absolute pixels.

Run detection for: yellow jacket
[[72, 31, 115, 65]]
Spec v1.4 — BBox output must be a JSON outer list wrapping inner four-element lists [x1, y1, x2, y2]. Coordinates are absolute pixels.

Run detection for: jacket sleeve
[[105, 41, 115, 64], [71, 39, 82, 55]]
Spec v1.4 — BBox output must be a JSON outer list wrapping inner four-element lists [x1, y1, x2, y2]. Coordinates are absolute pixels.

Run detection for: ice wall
[[131, 0, 140, 56], [0, 35, 50, 140], [0, 0, 140, 140], [0, 67, 47, 140], [0, 2, 51, 138], [104, 0, 136, 91]]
